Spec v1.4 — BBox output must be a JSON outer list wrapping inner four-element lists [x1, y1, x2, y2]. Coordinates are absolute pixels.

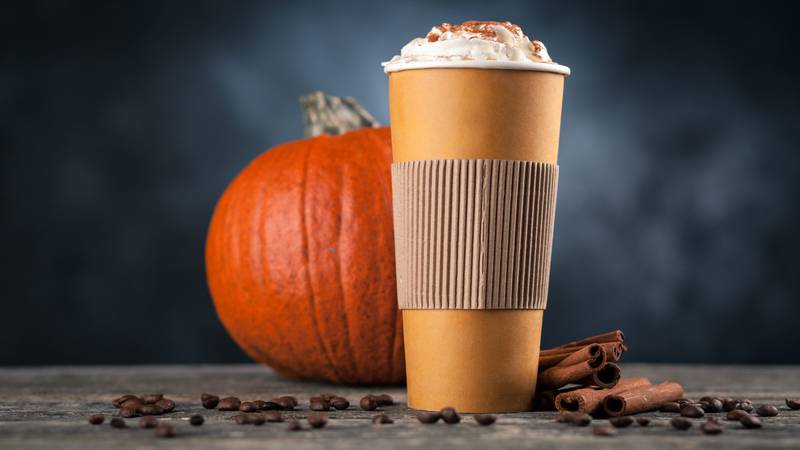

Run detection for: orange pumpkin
[[206, 127, 404, 384]]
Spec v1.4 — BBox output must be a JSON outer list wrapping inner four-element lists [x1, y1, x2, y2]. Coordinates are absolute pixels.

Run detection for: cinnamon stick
[[539, 343, 606, 371], [551, 330, 625, 349], [554, 377, 651, 414], [577, 362, 620, 388], [603, 382, 684, 416]]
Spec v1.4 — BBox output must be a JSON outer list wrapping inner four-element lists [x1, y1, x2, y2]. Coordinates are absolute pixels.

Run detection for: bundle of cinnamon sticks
[[534, 330, 684, 416]]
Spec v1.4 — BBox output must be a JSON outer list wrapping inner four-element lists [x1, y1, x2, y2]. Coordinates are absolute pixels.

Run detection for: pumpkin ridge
[[335, 159, 359, 381], [302, 139, 343, 383], [365, 130, 398, 383]]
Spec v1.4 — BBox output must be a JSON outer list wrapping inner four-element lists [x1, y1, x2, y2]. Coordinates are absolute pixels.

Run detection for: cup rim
[[383, 60, 571, 76]]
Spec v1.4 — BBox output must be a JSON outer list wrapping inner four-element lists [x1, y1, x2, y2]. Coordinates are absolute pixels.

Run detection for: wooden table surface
[[0, 364, 797, 449]]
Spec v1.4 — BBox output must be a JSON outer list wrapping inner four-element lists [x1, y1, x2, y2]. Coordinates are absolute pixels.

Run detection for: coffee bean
[[372, 414, 394, 425], [112, 395, 138, 408], [218, 397, 241, 411], [265, 412, 283, 423], [707, 416, 721, 424], [287, 419, 302, 431], [440, 407, 461, 424], [155, 398, 175, 412], [331, 398, 350, 410], [636, 417, 651, 426], [699, 396, 715, 403], [556, 412, 591, 426], [359, 396, 378, 411], [680, 405, 705, 418], [417, 412, 441, 424], [155, 423, 175, 438], [699, 401, 711, 411], [734, 399, 753, 412], [88, 414, 105, 425], [474, 414, 496, 426], [659, 402, 681, 413], [307, 413, 328, 429], [110, 417, 126, 429], [118, 407, 137, 418], [139, 416, 157, 429], [609, 416, 633, 428], [310, 400, 331, 411], [676, 399, 693, 406], [233, 414, 248, 425], [262, 401, 282, 410], [138, 404, 164, 416], [786, 398, 800, 410], [201, 393, 219, 409], [670, 417, 692, 430], [279, 396, 298, 408], [756, 404, 779, 417], [727, 409, 748, 421], [592, 425, 617, 436], [706, 398, 724, 413], [319, 394, 336, 402], [739, 414, 762, 429], [189, 414, 204, 426], [240, 401, 259, 412], [722, 398, 738, 412], [141, 394, 163, 404], [701, 420, 723, 435], [120, 398, 142, 409], [374, 394, 394, 406]]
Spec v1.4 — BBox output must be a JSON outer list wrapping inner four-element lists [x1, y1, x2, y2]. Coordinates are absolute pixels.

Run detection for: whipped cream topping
[[383, 21, 569, 75]]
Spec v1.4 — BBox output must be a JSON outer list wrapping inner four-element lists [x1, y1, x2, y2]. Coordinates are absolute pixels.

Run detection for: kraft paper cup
[[389, 67, 566, 413]]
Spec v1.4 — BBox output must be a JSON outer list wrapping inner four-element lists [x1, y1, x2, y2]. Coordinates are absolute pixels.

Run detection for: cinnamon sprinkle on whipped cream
[[383, 20, 569, 75]]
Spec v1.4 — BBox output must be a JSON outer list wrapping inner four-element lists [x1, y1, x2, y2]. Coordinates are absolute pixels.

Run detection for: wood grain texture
[[0, 364, 798, 449]]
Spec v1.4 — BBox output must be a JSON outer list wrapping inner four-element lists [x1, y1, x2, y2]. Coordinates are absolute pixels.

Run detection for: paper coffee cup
[[386, 30, 568, 412]]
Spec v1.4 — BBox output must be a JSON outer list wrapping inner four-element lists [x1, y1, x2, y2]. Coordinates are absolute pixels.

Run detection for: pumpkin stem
[[300, 91, 381, 138]]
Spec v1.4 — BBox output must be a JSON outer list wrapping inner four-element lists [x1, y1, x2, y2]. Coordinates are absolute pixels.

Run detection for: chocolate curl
[[603, 382, 685, 416], [577, 362, 621, 388], [555, 377, 652, 414], [552, 330, 625, 349]]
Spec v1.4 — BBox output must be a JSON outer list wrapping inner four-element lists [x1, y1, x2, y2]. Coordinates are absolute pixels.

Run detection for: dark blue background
[[2, 0, 798, 365]]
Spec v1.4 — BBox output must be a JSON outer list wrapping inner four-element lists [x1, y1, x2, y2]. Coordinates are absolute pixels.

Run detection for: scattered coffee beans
[[155, 398, 175, 412], [110, 418, 126, 429], [118, 406, 137, 418], [307, 413, 328, 429], [88, 415, 105, 425], [556, 412, 591, 426], [440, 407, 461, 424], [265, 412, 283, 423], [417, 412, 441, 424], [139, 416, 157, 429], [739, 414, 762, 429], [474, 414, 496, 426], [659, 402, 681, 413], [374, 394, 394, 406], [201, 393, 220, 409], [670, 417, 692, 430], [331, 398, 350, 410], [287, 419, 302, 431], [274, 396, 297, 410], [372, 414, 394, 425], [240, 401, 259, 412], [609, 416, 633, 428], [726, 409, 748, 421], [702, 398, 724, 413], [112, 395, 138, 408], [155, 423, 175, 438], [137, 404, 164, 416], [636, 417, 651, 426], [359, 396, 378, 411], [141, 394, 163, 404], [756, 404, 779, 417], [700, 420, 723, 435], [218, 397, 241, 411], [786, 398, 800, 410], [680, 405, 705, 418], [592, 425, 617, 436], [310, 399, 331, 411], [189, 414, 204, 426]]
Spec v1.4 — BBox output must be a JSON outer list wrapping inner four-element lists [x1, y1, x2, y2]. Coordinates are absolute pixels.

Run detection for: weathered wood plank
[[0, 364, 797, 449]]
